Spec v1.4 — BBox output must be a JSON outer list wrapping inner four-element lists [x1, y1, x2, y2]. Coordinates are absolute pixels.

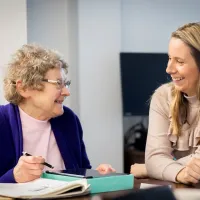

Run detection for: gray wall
[[122, 0, 200, 52], [0, 0, 27, 105], [78, 0, 123, 170]]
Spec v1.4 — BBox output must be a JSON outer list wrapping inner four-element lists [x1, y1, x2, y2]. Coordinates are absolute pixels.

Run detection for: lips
[[172, 77, 185, 81], [55, 100, 63, 104]]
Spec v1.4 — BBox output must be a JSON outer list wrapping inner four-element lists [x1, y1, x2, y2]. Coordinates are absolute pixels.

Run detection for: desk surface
[[69, 178, 200, 200]]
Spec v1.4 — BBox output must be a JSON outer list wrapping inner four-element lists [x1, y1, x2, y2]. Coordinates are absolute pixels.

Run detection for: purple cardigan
[[0, 104, 91, 183]]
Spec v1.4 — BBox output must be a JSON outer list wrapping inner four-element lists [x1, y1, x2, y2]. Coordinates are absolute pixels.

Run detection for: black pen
[[22, 151, 54, 169]]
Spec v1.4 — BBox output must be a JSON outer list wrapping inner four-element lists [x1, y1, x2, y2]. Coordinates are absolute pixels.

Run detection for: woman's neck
[[18, 103, 50, 121]]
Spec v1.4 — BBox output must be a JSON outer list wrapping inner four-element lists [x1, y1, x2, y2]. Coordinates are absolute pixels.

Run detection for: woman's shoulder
[[52, 106, 82, 133], [62, 106, 76, 116], [149, 83, 173, 115], [154, 82, 173, 97], [152, 82, 173, 103], [51, 106, 81, 130], [0, 104, 16, 126], [0, 104, 13, 118], [62, 106, 80, 122]]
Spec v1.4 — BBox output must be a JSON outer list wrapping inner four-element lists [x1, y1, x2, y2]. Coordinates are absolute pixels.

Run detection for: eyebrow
[[175, 57, 184, 60], [168, 55, 184, 60]]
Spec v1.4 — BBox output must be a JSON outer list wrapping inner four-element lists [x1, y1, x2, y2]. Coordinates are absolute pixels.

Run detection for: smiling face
[[166, 37, 200, 96], [18, 67, 70, 120]]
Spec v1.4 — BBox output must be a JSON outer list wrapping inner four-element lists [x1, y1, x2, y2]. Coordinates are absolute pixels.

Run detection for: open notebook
[[0, 178, 90, 199]]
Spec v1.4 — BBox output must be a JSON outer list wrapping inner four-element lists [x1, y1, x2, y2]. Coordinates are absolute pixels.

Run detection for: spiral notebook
[[0, 178, 90, 199]]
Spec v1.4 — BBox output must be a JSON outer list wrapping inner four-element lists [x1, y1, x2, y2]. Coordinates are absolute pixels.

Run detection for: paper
[[140, 183, 171, 189], [0, 178, 90, 199], [140, 183, 162, 189]]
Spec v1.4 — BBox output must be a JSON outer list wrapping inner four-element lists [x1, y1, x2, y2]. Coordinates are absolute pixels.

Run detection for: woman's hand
[[176, 158, 200, 185], [96, 164, 116, 174], [130, 163, 148, 178], [13, 155, 45, 183]]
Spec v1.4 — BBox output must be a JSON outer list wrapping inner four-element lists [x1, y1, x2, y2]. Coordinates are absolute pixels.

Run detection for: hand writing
[[14, 155, 45, 183]]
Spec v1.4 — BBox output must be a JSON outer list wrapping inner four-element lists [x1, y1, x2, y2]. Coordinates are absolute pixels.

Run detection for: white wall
[[0, 0, 27, 104], [78, 0, 123, 171], [27, 0, 123, 172], [121, 0, 200, 53]]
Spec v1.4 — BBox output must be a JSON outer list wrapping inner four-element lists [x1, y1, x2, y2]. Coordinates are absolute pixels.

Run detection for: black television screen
[[120, 53, 169, 116]]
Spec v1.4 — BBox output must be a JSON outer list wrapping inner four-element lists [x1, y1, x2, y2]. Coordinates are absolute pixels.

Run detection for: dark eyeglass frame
[[42, 79, 71, 89]]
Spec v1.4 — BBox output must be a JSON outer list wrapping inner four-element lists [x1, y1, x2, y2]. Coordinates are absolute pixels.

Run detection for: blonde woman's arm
[[145, 85, 184, 182]]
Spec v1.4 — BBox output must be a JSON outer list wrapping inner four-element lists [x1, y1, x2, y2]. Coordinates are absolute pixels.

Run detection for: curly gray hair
[[3, 44, 68, 105]]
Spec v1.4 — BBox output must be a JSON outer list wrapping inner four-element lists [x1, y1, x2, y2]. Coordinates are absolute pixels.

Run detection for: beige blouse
[[145, 83, 200, 182]]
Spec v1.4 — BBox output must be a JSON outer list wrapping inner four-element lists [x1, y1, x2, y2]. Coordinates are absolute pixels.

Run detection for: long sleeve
[[145, 86, 184, 182], [176, 155, 192, 165], [0, 105, 18, 183], [0, 168, 16, 183], [176, 145, 200, 165]]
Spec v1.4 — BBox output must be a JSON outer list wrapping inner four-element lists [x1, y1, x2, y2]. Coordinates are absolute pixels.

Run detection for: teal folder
[[42, 169, 134, 194]]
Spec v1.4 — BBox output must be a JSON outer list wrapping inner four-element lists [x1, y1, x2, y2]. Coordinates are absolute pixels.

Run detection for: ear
[[16, 80, 31, 98]]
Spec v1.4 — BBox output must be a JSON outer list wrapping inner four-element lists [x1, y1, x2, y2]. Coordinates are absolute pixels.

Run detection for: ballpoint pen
[[22, 151, 54, 169]]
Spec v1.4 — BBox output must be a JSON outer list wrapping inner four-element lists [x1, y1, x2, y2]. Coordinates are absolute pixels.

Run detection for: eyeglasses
[[42, 79, 71, 89]]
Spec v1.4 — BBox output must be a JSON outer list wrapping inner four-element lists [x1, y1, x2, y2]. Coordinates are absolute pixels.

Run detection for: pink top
[[19, 107, 65, 170]]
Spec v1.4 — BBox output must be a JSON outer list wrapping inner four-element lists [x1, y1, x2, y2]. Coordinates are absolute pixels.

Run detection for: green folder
[[42, 170, 134, 194]]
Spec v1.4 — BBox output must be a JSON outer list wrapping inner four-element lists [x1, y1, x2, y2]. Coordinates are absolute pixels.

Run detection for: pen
[[22, 151, 54, 169]]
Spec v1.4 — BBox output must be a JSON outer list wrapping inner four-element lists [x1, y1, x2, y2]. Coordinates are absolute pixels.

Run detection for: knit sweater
[[145, 83, 200, 182]]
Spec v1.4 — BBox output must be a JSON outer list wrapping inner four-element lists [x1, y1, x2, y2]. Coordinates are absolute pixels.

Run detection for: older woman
[[131, 22, 200, 185], [0, 44, 115, 183]]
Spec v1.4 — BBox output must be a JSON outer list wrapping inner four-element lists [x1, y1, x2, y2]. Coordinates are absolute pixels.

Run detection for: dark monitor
[[120, 53, 169, 116]]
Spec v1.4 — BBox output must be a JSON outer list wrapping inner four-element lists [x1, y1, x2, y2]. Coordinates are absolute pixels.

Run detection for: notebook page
[[0, 178, 86, 198]]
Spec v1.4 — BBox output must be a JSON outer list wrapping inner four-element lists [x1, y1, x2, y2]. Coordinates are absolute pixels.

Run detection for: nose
[[166, 59, 177, 75], [61, 87, 70, 97]]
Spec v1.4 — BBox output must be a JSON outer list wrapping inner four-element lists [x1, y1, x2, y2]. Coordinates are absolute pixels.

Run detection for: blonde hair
[[3, 44, 68, 105], [170, 22, 200, 136]]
